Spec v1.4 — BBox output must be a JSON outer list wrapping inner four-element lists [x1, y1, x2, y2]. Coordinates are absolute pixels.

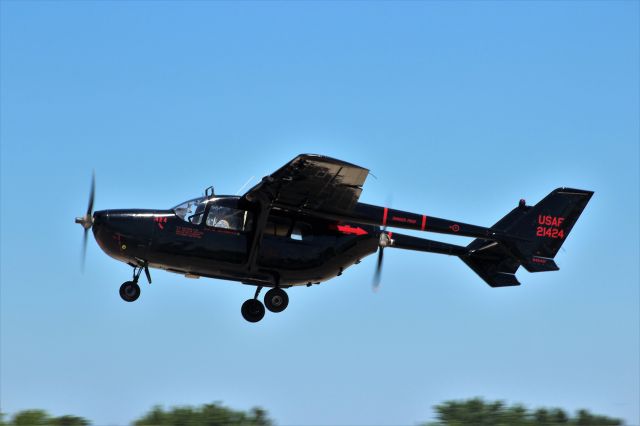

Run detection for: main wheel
[[241, 299, 265, 323], [264, 288, 289, 313], [119, 281, 141, 302]]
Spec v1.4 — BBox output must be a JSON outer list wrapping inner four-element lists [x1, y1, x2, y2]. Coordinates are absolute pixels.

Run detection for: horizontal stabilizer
[[522, 256, 559, 273], [460, 240, 521, 287], [460, 255, 521, 287]]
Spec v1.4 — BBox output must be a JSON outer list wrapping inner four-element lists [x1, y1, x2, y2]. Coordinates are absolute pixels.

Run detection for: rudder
[[460, 188, 593, 286], [501, 187, 593, 271]]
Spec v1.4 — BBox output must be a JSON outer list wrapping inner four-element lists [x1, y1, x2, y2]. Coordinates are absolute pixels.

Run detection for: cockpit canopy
[[173, 197, 253, 231]]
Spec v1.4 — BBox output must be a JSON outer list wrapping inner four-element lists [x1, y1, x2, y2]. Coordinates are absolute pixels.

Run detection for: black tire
[[264, 288, 289, 313], [119, 281, 141, 302], [241, 299, 265, 323]]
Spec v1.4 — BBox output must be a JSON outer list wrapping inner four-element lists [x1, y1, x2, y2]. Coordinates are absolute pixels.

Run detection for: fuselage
[[92, 196, 380, 287]]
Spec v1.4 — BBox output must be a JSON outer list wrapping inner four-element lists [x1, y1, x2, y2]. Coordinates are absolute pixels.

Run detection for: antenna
[[235, 176, 255, 195]]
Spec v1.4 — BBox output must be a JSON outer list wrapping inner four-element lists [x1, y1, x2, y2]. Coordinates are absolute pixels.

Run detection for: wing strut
[[244, 193, 273, 274]]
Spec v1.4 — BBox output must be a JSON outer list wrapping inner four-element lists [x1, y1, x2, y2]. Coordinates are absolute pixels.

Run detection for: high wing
[[242, 154, 369, 214]]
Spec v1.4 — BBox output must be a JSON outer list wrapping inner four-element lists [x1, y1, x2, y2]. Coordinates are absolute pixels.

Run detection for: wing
[[242, 154, 369, 214]]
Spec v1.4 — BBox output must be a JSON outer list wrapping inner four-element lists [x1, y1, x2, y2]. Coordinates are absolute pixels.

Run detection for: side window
[[265, 217, 292, 237], [291, 221, 313, 241], [206, 206, 253, 232]]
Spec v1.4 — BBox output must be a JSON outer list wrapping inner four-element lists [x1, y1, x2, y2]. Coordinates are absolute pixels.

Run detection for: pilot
[[174, 206, 188, 219], [214, 218, 231, 229], [207, 207, 243, 230]]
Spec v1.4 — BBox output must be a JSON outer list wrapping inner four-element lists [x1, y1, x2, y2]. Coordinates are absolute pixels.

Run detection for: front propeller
[[75, 172, 95, 270]]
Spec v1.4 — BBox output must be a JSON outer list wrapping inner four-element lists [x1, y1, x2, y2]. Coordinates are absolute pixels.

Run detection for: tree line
[[1, 398, 623, 425], [424, 398, 623, 425]]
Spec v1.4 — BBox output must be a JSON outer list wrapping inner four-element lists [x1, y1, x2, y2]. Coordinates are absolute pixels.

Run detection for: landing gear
[[241, 299, 265, 323], [119, 263, 150, 303], [264, 288, 288, 313], [119, 281, 141, 302], [241, 286, 289, 322]]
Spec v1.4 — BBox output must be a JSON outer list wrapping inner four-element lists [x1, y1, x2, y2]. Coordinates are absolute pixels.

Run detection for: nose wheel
[[119, 281, 141, 302], [241, 286, 289, 322]]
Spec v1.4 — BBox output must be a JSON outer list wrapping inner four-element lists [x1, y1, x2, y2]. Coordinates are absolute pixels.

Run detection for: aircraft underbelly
[[146, 231, 378, 287], [257, 234, 379, 285]]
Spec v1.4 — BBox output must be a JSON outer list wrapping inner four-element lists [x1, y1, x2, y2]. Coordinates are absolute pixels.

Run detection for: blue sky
[[1, 1, 638, 425]]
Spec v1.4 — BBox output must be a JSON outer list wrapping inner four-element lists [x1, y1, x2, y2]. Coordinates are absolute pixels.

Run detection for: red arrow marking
[[337, 224, 368, 236]]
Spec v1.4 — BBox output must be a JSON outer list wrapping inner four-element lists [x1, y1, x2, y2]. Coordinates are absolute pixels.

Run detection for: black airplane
[[75, 154, 593, 323]]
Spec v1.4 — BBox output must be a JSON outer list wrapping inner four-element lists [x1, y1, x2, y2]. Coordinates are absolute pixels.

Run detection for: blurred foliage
[[133, 402, 272, 426], [2, 410, 88, 426], [2, 399, 623, 425], [424, 398, 623, 426]]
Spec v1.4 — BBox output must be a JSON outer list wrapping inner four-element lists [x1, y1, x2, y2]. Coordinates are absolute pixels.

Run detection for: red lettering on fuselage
[[538, 215, 565, 227], [176, 226, 203, 239], [391, 216, 417, 225], [154, 217, 167, 230], [536, 214, 566, 239]]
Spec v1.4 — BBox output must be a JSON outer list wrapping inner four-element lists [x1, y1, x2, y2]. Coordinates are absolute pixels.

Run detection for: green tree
[[534, 408, 550, 424], [12, 410, 50, 426], [550, 408, 569, 424], [428, 398, 623, 426], [133, 402, 272, 426], [8, 410, 90, 426], [575, 409, 622, 426], [49, 415, 89, 426]]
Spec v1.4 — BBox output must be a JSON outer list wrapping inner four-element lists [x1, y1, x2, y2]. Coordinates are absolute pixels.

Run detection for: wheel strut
[[254, 285, 263, 299], [132, 262, 152, 284]]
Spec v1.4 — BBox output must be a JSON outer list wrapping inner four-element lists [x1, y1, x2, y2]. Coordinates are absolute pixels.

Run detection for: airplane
[[75, 154, 593, 323]]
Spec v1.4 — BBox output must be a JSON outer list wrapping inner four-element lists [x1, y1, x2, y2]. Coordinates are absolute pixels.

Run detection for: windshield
[[173, 197, 207, 225]]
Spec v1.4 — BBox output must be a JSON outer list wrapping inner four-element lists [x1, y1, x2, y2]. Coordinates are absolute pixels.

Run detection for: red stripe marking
[[421, 215, 426, 231], [382, 207, 388, 227]]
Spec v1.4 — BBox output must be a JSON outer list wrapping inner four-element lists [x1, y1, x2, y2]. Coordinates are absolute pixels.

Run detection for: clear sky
[[1, 1, 638, 425]]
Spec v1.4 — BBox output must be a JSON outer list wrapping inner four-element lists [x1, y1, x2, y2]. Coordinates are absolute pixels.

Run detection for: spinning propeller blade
[[372, 195, 393, 292], [87, 171, 95, 217], [76, 171, 95, 271], [373, 230, 393, 292], [372, 245, 384, 292]]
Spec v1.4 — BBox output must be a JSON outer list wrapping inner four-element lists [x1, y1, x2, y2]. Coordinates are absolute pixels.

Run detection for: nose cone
[[92, 209, 155, 261], [92, 210, 107, 229]]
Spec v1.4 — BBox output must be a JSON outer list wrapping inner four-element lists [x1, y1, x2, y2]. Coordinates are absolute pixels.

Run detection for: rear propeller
[[373, 231, 393, 292], [373, 196, 393, 292], [75, 172, 95, 270]]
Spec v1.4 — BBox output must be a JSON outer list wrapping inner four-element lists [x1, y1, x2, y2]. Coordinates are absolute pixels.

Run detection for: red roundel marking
[[450, 224, 460, 232], [421, 215, 426, 231], [382, 207, 388, 227], [388, 232, 393, 239]]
